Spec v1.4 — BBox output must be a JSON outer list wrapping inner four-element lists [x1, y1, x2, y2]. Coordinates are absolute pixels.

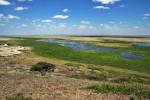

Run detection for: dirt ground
[[0, 45, 29, 57], [0, 53, 130, 100]]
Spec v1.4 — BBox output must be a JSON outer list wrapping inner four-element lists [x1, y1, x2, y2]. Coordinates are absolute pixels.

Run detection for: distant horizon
[[0, 0, 150, 36], [1, 34, 150, 38]]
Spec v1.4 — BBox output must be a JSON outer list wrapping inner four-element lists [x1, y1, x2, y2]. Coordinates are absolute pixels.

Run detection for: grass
[[87, 83, 150, 98], [67, 73, 107, 81], [0, 40, 20, 46], [88, 65, 150, 85], [65, 63, 83, 68], [19, 38, 150, 74]]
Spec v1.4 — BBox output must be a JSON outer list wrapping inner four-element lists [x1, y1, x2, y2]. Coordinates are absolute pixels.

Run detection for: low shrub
[[30, 62, 55, 73]]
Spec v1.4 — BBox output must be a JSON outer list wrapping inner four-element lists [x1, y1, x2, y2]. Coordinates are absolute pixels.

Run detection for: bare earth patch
[[0, 45, 29, 57], [0, 37, 11, 41], [0, 52, 130, 100]]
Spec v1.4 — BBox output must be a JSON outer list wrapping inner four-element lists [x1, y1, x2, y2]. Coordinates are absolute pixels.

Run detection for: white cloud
[[62, 9, 69, 13], [35, 25, 46, 28], [93, 0, 120, 4], [53, 15, 69, 19], [119, 5, 125, 7], [41, 20, 52, 23], [0, 14, 20, 22], [134, 26, 139, 29], [77, 21, 92, 29], [32, 19, 40, 23], [93, 6, 110, 9], [81, 21, 90, 24], [109, 22, 115, 24], [8, 15, 20, 19], [21, 24, 27, 27], [0, 13, 4, 17], [58, 23, 66, 27], [0, 0, 11, 5], [15, 7, 28, 11], [144, 14, 150, 17]]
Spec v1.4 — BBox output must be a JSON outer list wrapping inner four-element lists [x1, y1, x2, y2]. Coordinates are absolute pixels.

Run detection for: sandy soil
[[0, 37, 11, 41], [0, 45, 29, 57]]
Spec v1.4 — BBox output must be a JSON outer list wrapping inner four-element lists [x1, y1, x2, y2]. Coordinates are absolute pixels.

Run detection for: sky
[[0, 0, 150, 36]]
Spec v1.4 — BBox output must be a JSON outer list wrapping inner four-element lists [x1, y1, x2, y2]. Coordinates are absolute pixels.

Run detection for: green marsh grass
[[19, 38, 150, 74]]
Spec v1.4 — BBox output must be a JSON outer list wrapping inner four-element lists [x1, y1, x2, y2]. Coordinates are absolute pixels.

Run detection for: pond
[[38, 38, 141, 60], [121, 54, 141, 60], [132, 42, 150, 47], [38, 38, 117, 52]]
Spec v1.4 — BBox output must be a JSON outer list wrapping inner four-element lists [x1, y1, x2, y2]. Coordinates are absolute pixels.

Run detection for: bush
[[6, 93, 33, 100], [30, 62, 55, 73]]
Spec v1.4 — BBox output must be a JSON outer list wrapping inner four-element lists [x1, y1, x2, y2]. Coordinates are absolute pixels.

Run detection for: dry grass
[[90, 43, 132, 48], [99, 37, 150, 42]]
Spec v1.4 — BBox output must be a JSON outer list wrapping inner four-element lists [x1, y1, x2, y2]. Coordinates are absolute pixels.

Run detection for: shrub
[[30, 62, 55, 73], [6, 93, 33, 100]]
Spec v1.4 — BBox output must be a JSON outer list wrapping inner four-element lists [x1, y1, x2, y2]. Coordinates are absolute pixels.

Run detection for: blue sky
[[0, 0, 150, 36]]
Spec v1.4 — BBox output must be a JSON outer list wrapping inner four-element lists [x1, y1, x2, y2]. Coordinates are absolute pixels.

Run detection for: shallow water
[[38, 38, 117, 52], [38, 38, 141, 60], [121, 54, 141, 60], [132, 42, 150, 47]]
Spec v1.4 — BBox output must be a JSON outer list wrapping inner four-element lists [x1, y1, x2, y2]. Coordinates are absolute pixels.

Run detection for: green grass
[[67, 73, 107, 81], [19, 38, 150, 74], [88, 65, 150, 84], [87, 83, 150, 98], [65, 63, 83, 68]]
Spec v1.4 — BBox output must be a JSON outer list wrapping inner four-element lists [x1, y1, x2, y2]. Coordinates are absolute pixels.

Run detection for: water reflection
[[38, 38, 142, 60]]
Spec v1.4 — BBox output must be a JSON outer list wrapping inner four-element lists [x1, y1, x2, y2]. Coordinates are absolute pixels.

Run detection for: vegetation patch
[[6, 93, 33, 100], [19, 38, 150, 74], [88, 65, 104, 71], [87, 83, 150, 98], [68, 73, 107, 81], [65, 63, 83, 68], [30, 62, 55, 75], [112, 76, 150, 85]]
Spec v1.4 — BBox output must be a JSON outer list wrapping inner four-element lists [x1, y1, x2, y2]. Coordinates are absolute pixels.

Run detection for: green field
[[19, 37, 150, 74]]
